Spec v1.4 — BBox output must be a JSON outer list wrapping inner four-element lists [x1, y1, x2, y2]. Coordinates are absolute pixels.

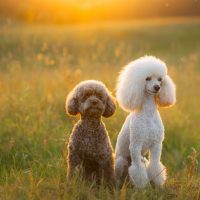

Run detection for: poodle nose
[[91, 99, 98, 105], [154, 85, 160, 92]]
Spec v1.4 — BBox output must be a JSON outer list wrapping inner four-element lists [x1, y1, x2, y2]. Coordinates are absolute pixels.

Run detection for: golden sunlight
[[0, 0, 199, 23]]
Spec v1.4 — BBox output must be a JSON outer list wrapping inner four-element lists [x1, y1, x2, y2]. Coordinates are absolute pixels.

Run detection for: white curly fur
[[115, 56, 176, 188]]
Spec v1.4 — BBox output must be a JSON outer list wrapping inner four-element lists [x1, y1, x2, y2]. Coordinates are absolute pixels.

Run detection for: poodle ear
[[116, 67, 144, 112], [65, 90, 79, 116], [156, 75, 176, 107], [103, 94, 116, 118]]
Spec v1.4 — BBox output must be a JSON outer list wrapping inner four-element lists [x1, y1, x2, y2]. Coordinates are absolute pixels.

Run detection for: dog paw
[[147, 162, 167, 187], [128, 163, 149, 188]]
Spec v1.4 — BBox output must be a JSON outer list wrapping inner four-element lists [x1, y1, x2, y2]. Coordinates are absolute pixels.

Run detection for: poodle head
[[66, 80, 116, 118], [116, 56, 176, 112]]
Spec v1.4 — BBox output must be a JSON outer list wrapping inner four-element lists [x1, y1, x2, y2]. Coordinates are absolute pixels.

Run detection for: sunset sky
[[0, 0, 200, 23]]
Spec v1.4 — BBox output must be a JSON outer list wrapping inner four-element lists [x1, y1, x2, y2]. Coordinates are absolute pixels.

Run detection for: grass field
[[0, 18, 200, 199]]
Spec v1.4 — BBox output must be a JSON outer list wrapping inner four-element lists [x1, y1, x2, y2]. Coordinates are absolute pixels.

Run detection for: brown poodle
[[66, 80, 116, 186]]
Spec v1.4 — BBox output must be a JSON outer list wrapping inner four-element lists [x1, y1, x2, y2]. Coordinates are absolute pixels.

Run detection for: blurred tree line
[[0, 0, 200, 23]]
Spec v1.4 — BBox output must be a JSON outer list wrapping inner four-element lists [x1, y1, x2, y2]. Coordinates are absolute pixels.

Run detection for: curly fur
[[66, 80, 116, 187], [115, 56, 176, 188]]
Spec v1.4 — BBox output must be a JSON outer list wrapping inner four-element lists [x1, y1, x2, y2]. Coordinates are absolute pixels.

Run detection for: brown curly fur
[[66, 80, 116, 187]]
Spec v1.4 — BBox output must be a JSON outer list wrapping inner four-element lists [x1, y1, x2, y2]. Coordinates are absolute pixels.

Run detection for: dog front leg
[[67, 147, 81, 180], [147, 143, 166, 187], [115, 156, 129, 189], [98, 158, 115, 188], [128, 143, 149, 188]]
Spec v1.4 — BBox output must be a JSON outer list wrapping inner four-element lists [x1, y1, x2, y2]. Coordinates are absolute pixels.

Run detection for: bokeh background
[[0, 1, 200, 199], [1, 0, 200, 23]]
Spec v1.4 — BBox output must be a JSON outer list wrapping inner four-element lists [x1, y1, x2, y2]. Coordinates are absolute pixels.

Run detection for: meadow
[[0, 18, 200, 199]]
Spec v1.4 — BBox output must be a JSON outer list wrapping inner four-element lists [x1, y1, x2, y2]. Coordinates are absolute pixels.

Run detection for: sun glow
[[41, 0, 121, 23]]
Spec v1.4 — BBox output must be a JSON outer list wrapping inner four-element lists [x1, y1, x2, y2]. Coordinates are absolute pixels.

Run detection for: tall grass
[[0, 18, 200, 199]]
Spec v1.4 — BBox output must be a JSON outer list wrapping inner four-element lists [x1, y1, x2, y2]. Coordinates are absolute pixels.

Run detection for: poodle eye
[[82, 93, 90, 101], [96, 93, 103, 100], [158, 77, 162, 82], [146, 77, 151, 81]]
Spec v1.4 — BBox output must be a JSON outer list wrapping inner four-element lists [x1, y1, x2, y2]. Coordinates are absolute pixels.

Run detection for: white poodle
[[115, 56, 176, 188]]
